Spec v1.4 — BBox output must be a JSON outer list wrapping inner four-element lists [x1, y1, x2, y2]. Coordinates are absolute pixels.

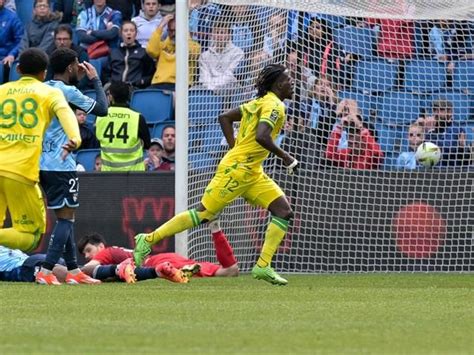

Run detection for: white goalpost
[[176, 0, 474, 272]]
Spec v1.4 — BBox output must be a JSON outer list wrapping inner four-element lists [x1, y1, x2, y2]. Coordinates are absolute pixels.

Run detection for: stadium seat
[[353, 60, 399, 94], [375, 122, 406, 156], [76, 149, 101, 172], [149, 120, 175, 139], [337, 91, 376, 122], [130, 89, 173, 124], [428, 92, 471, 122], [8, 61, 20, 82], [15, 0, 34, 26], [376, 92, 422, 124], [404, 60, 446, 93], [452, 61, 474, 94], [333, 26, 377, 58], [189, 89, 223, 149]]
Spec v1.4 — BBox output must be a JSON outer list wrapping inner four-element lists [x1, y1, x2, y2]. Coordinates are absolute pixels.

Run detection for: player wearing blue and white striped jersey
[[36, 48, 107, 285]]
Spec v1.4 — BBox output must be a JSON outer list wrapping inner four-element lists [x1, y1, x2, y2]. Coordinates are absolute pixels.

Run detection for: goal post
[[176, 0, 474, 272]]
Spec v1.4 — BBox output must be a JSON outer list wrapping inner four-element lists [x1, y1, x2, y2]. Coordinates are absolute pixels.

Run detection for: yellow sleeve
[[50, 90, 82, 148], [146, 27, 164, 59], [259, 100, 283, 129]]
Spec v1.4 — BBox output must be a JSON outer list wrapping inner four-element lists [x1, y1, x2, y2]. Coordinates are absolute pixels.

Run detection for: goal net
[[184, 0, 474, 272]]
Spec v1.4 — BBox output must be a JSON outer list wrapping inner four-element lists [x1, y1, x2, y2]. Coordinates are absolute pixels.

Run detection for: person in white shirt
[[199, 21, 244, 95], [132, 0, 162, 48]]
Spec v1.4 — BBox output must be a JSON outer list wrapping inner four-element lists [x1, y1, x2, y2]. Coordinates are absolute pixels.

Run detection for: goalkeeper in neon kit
[[134, 64, 296, 285]]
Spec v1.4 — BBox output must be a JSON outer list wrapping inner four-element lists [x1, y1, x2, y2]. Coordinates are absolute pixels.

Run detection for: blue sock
[[43, 219, 73, 270], [64, 227, 79, 270], [93, 265, 117, 280], [135, 267, 157, 281]]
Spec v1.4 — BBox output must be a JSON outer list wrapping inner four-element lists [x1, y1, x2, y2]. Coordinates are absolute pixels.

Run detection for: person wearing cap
[[425, 98, 471, 166], [144, 137, 164, 171], [96, 81, 151, 171]]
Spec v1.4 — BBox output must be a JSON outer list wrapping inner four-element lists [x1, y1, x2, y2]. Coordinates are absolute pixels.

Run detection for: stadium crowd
[[0, 0, 473, 171]]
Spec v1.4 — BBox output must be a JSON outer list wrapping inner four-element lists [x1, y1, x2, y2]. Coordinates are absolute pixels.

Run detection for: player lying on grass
[[77, 220, 239, 282], [0, 245, 154, 284]]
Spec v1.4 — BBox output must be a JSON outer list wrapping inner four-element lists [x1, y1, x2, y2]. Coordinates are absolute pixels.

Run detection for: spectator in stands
[[144, 138, 164, 171], [158, 0, 175, 16], [103, 21, 155, 89], [106, 0, 141, 21], [54, 0, 85, 26], [263, 12, 287, 63], [94, 153, 102, 171], [19, 0, 61, 55], [76, 0, 122, 62], [396, 122, 425, 169], [367, 18, 414, 59], [425, 99, 471, 166], [132, 0, 162, 48], [325, 113, 383, 170], [189, 0, 222, 50], [157, 125, 175, 170], [96, 81, 151, 171], [230, 5, 254, 53], [198, 22, 244, 96], [75, 108, 100, 150], [147, 14, 200, 90], [0, 0, 23, 67]]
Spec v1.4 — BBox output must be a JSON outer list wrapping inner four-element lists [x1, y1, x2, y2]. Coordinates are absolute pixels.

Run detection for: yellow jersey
[[0, 76, 81, 183], [220, 91, 286, 172]]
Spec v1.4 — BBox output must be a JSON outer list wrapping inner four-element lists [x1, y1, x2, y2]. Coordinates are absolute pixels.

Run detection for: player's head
[[109, 81, 131, 105], [50, 47, 80, 85], [256, 63, 293, 100], [17, 48, 49, 80], [78, 233, 107, 260]]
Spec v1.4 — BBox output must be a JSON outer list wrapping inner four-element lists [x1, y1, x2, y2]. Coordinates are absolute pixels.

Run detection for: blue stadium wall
[[29, 170, 472, 271]]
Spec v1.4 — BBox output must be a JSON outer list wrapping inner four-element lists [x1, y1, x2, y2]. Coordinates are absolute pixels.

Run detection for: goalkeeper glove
[[286, 159, 298, 175]]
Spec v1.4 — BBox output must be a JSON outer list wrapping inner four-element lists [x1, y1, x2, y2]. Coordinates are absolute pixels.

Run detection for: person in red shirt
[[78, 220, 239, 282], [325, 114, 384, 170]]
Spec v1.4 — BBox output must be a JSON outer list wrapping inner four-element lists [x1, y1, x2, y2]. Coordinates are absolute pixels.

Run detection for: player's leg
[[244, 174, 292, 285], [133, 166, 243, 266], [0, 177, 45, 251], [208, 219, 238, 275]]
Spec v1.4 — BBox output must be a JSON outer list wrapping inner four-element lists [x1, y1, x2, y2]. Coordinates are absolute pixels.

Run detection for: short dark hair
[[18, 48, 49, 75], [54, 24, 73, 38], [49, 47, 78, 75], [34, 0, 50, 6], [109, 81, 131, 104], [161, 125, 175, 139], [121, 20, 137, 31], [77, 233, 107, 255]]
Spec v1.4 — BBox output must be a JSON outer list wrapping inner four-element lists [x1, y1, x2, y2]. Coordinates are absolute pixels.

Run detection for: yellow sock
[[0, 228, 41, 252], [257, 216, 289, 268], [146, 209, 201, 244]]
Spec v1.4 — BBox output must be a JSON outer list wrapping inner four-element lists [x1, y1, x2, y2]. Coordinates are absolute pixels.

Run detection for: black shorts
[[20, 254, 65, 282], [40, 171, 80, 209]]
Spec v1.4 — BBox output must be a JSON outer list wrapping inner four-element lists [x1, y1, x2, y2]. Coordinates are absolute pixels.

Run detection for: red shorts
[[143, 253, 220, 277]]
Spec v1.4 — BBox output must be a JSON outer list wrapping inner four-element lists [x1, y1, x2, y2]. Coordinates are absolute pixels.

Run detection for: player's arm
[[52, 92, 82, 153], [81, 260, 101, 276], [256, 122, 295, 167], [219, 108, 241, 149]]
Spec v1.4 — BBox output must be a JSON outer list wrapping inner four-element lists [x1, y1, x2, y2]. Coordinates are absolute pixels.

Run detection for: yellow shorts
[[0, 176, 46, 234], [201, 164, 284, 214]]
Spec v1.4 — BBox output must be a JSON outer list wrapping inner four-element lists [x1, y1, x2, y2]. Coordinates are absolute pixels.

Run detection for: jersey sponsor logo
[[109, 112, 131, 119], [13, 215, 34, 226], [6, 88, 35, 95], [0, 133, 40, 143], [269, 109, 279, 122]]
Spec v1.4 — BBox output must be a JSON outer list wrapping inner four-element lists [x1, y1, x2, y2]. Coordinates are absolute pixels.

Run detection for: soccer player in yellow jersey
[[134, 64, 297, 285], [0, 48, 81, 252]]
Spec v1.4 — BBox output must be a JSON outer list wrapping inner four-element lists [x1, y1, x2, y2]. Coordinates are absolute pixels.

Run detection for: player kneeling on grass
[[78, 219, 239, 283], [133, 64, 296, 286]]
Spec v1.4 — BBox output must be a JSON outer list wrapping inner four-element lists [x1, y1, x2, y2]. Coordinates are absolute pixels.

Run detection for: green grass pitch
[[0, 274, 472, 354]]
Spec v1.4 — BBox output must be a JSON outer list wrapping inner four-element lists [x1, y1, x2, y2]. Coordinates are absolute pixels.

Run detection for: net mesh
[[185, 1, 474, 272]]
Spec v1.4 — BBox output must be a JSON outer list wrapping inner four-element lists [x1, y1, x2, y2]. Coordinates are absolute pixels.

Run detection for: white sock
[[208, 219, 221, 233]]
